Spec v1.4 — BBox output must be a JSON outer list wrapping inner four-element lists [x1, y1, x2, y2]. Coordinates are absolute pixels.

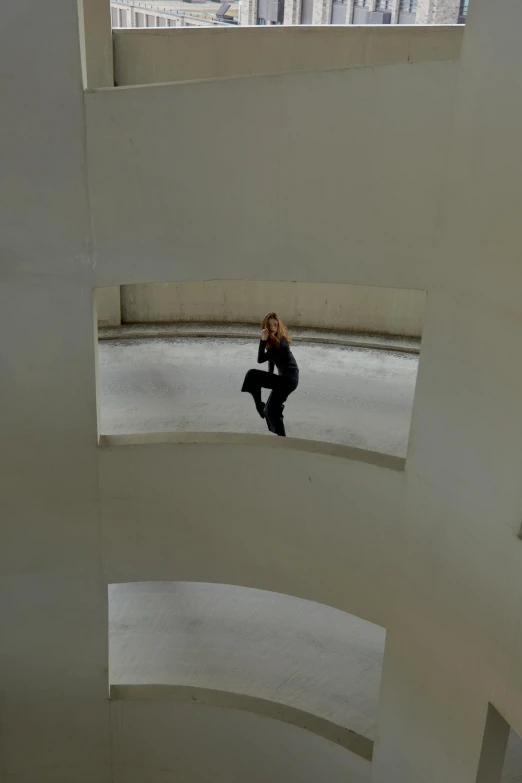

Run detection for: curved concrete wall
[[119, 281, 425, 336], [111, 700, 372, 783], [109, 698, 522, 781], [112, 684, 373, 759], [99, 437, 403, 626], [6, 1, 522, 781], [86, 28, 522, 780]]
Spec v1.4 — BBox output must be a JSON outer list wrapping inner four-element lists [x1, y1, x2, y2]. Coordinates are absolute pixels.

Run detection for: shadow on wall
[[477, 705, 522, 783], [95, 280, 426, 338]]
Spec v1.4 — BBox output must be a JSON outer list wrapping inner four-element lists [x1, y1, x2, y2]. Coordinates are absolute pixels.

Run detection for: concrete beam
[[78, 0, 114, 88]]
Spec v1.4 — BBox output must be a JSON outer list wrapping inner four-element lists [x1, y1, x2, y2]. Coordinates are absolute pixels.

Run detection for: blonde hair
[[262, 312, 291, 350]]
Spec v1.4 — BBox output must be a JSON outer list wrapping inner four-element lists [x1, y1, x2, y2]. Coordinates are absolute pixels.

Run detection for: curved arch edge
[[98, 431, 405, 471], [110, 683, 374, 761]]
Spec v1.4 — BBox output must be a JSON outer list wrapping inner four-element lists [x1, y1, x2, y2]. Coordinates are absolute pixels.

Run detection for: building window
[[458, 0, 469, 23], [399, 0, 417, 10], [330, 0, 347, 23], [375, 0, 391, 8], [354, 0, 369, 6]]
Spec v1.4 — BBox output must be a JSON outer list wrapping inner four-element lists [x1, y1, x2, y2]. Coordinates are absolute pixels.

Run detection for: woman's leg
[[265, 377, 297, 437], [265, 390, 285, 435], [241, 369, 279, 418]]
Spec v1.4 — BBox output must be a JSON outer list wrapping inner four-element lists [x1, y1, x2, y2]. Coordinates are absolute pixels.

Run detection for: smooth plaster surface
[[85, 56, 459, 291], [96, 285, 121, 326], [110, 700, 372, 783], [1, 1, 109, 780]]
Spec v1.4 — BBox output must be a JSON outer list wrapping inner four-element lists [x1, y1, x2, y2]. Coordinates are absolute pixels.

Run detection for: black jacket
[[258, 338, 299, 380]]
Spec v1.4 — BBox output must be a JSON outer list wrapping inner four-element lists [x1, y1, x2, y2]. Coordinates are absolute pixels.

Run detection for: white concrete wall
[[120, 281, 425, 336], [370, 0, 522, 777], [112, 24, 463, 85], [5, 2, 522, 782], [89, 8, 522, 783], [96, 285, 122, 326], [86, 58, 458, 289], [100, 442, 402, 625], [0, 1, 109, 781], [110, 701, 371, 783]]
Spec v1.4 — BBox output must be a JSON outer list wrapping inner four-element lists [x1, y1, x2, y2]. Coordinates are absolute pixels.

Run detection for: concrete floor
[[99, 337, 419, 456], [109, 582, 385, 740]]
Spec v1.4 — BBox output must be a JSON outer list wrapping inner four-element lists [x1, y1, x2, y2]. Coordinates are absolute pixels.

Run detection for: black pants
[[241, 369, 298, 437]]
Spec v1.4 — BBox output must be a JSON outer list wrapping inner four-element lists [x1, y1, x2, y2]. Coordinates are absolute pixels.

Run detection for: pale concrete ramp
[[99, 336, 418, 456], [109, 582, 386, 747]]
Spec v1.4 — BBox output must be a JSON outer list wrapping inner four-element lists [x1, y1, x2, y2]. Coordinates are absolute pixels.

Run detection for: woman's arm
[[258, 339, 275, 372], [258, 340, 270, 364], [258, 328, 271, 365]]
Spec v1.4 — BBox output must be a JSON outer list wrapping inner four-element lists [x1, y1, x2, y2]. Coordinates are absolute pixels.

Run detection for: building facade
[[111, 0, 238, 28], [110, 0, 468, 27], [252, 0, 468, 26]]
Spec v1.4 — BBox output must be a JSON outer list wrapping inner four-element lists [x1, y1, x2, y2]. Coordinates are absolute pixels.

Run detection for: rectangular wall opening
[[94, 281, 425, 458]]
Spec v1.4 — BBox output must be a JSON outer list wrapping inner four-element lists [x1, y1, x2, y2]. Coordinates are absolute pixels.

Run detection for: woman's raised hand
[[261, 328, 269, 341]]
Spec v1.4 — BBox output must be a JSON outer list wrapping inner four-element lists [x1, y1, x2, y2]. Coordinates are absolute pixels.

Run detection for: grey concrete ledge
[[98, 431, 405, 471], [113, 25, 463, 88], [98, 323, 420, 355], [110, 683, 374, 761]]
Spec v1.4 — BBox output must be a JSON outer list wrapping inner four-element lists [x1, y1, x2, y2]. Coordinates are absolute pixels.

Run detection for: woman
[[241, 312, 299, 437]]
